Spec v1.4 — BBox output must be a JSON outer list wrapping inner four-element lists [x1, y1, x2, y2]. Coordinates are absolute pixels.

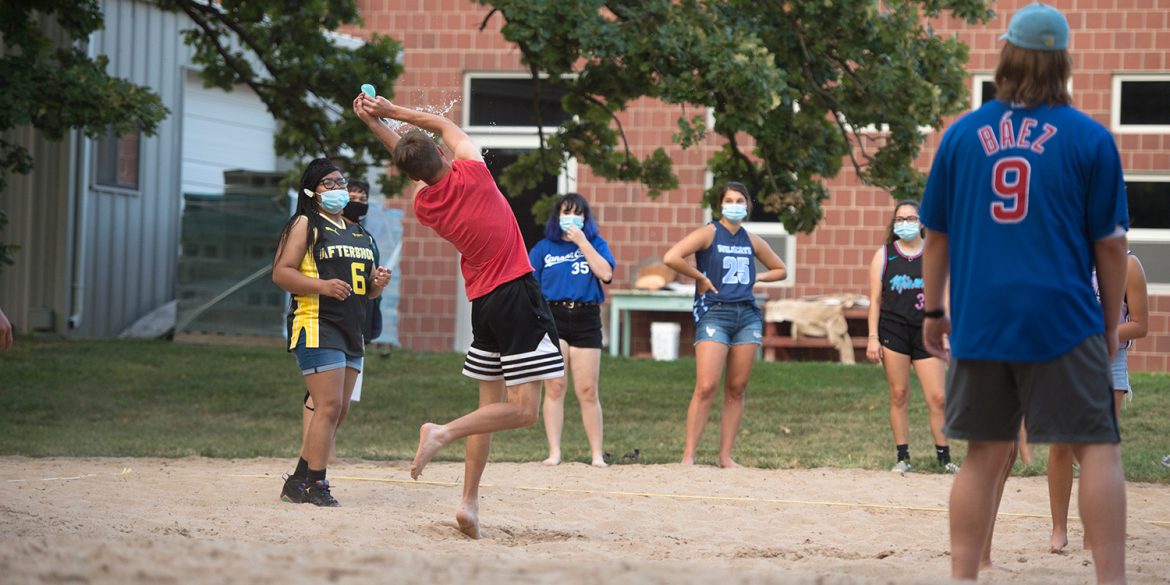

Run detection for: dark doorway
[[483, 148, 559, 251]]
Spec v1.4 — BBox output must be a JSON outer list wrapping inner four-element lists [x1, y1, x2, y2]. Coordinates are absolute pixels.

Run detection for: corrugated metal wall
[[0, 16, 75, 334], [0, 1, 202, 337], [71, 0, 190, 337]]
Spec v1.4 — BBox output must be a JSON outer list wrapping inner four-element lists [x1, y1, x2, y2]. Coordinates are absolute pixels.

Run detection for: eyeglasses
[[318, 177, 348, 189], [894, 215, 919, 223]]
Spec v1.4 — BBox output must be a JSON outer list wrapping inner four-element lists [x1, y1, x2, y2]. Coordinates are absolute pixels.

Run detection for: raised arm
[[353, 95, 401, 155], [358, 95, 482, 162]]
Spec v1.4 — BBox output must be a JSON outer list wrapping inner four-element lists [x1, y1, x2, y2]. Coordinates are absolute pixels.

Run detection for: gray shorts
[[944, 335, 1119, 444]]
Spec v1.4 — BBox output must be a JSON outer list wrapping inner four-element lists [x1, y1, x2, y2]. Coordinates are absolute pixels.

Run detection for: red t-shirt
[[413, 159, 533, 300]]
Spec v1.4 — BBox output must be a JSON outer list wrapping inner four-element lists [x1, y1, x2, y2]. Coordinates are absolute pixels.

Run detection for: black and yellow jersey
[[287, 214, 376, 357]]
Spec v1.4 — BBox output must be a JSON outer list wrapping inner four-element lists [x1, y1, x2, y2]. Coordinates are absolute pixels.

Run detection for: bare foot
[[680, 455, 695, 465], [719, 458, 741, 469], [1049, 530, 1068, 553], [979, 562, 1013, 574], [591, 458, 608, 468], [541, 454, 561, 466], [455, 503, 482, 539], [410, 423, 447, 480]]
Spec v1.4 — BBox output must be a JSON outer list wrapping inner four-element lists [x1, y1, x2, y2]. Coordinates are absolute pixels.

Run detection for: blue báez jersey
[[921, 100, 1128, 361], [693, 222, 757, 321], [529, 236, 616, 303]]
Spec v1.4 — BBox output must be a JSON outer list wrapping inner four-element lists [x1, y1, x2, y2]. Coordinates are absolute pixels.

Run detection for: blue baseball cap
[[999, 3, 1069, 51]]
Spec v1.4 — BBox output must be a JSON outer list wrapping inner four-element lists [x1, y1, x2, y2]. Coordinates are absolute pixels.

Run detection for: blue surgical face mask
[[316, 189, 349, 214], [894, 222, 921, 241], [721, 203, 748, 222], [559, 214, 585, 232]]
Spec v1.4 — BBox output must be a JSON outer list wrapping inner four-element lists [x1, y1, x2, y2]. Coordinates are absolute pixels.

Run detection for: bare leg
[[567, 346, 606, 467], [881, 348, 913, 460], [718, 344, 757, 468], [301, 369, 346, 471], [979, 444, 1017, 572], [1017, 421, 1033, 465], [951, 440, 1015, 580], [1047, 443, 1075, 553], [411, 380, 542, 479], [912, 356, 949, 449], [1073, 443, 1126, 584], [681, 341, 729, 465], [540, 340, 572, 465], [456, 380, 507, 539]]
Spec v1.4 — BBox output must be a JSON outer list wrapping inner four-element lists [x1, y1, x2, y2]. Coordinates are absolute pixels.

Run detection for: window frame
[[971, 73, 996, 110], [1111, 74, 1170, 134], [1125, 172, 1170, 294], [971, 74, 1075, 110], [462, 72, 575, 135], [91, 126, 143, 196]]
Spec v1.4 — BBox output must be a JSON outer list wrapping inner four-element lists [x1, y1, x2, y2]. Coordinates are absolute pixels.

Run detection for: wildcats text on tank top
[[693, 221, 756, 321]]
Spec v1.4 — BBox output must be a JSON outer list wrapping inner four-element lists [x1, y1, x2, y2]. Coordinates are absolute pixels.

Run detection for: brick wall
[[350, 0, 1168, 372]]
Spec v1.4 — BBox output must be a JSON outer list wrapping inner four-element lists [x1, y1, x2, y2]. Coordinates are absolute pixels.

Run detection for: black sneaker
[[280, 474, 308, 504], [304, 479, 340, 507]]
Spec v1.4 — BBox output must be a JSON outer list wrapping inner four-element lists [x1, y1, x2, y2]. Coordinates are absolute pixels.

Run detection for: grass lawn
[[1, 337, 1167, 482]]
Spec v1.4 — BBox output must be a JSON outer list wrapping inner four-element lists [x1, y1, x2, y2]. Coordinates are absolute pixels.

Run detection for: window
[[465, 75, 571, 131], [1127, 177, 1170, 230], [1125, 174, 1170, 293], [1112, 75, 1170, 132], [463, 73, 578, 247], [94, 126, 141, 191], [972, 74, 1074, 110], [972, 74, 996, 109]]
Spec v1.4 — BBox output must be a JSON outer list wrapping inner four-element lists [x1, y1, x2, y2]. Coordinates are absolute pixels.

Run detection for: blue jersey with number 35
[[921, 100, 1128, 362], [694, 222, 757, 320], [529, 236, 615, 303]]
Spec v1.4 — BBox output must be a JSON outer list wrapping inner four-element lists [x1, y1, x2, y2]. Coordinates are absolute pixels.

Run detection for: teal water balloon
[[361, 84, 376, 98]]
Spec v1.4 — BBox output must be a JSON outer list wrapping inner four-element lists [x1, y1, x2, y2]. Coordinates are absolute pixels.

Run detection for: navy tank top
[[879, 241, 925, 326], [693, 221, 756, 321]]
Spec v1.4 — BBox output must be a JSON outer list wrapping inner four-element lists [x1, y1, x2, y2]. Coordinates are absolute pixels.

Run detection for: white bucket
[[650, 322, 682, 361]]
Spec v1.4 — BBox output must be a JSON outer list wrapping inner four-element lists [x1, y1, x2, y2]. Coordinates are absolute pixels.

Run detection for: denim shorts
[[694, 302, 763, 346], [291, 331, 362, 376], [1110, 348, 1130, 393]]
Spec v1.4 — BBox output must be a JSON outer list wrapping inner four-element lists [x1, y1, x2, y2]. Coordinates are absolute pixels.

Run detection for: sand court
[[3, 456, 1168, 584]]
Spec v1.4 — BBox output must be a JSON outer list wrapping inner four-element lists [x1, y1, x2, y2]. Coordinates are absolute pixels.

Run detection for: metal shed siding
[[70, 0, 191, 337], [0, 17, 75, 334]]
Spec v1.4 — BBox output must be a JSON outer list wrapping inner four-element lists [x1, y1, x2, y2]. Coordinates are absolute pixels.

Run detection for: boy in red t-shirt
[[354, 94, 564, 539]]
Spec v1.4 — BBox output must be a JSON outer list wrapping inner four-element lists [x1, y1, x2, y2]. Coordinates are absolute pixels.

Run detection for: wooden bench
[[762, 307, 869, 362]]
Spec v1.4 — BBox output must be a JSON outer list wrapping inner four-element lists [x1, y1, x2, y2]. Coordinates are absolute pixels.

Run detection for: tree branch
[[479, 8, 499, 32], [174, 1, 331, 156]]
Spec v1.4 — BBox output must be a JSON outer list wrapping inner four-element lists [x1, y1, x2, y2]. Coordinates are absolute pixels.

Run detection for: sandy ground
[[2, 456, 1168, 585]]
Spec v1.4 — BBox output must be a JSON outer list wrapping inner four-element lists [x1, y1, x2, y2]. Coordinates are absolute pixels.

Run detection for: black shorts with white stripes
[[462, 274, 565, 386]]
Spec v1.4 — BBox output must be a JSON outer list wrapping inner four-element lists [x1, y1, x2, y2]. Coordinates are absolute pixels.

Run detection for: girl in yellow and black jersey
[[271, 158, 391, 507]]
